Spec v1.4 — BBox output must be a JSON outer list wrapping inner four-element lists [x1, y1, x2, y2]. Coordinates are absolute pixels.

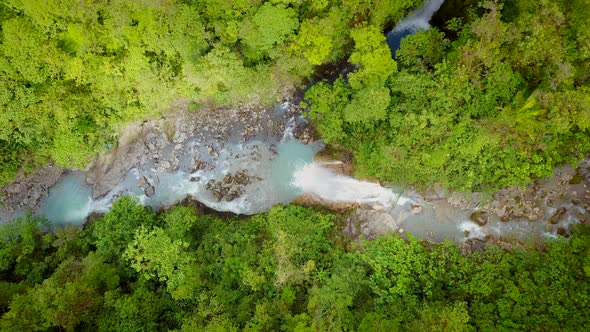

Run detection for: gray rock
[[192, 160, 207, 172], [144, 185, 155, 197], [495, 205, 508, 218], [86, 143, 147, 198], [411, 204, 423, 214], [470, 210, 488, 226], [358, 211, 399, 238], [372, 204, 385, 211], [557, 226, 569, 237], [549, 207, 566, 224], [137, 175, 150, 189], [150, 175, 160, 186]]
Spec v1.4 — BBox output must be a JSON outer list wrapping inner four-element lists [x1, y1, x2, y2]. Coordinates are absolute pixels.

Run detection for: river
[[1, 0, 586, 244]]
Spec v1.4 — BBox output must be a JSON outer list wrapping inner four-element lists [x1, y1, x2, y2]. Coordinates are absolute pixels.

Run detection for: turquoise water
[[32, 138, 320, 224], [37, 172, 92, 225], [26, 136, 577, 244], [270, 139, 317, 200]]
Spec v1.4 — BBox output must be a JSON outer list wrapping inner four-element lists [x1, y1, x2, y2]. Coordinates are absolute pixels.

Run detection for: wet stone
[[150, 175, 160, 186], [470, 210, 488, 226], [411, 204, 423, 214], [192, 160, 207, 172], [137, 175, 150, 189], [144, 185, 155, 197], [549, 207, 566, 224]]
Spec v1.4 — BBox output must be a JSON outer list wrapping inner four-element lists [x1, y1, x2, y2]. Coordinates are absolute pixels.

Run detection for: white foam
[[458, 220, 487, 239], [389, 0, 444, 37], [292, 163, 411, 208]]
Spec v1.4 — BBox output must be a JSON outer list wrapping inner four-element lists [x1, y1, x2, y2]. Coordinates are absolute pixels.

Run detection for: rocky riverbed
[[1, 97, 588, 247], [84, 99, 298, 200], [350, 162, 588, 248], [0, 163, 65, 219], [0, 98, 319, 220]]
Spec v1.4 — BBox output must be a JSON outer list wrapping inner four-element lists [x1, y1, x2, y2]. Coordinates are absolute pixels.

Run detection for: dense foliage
[[2, 0, 589, 192], [3, 1, 589, 330], [0, 0, 425, 184], [305, 0, 590, 191], [1, 198, 589, 331]]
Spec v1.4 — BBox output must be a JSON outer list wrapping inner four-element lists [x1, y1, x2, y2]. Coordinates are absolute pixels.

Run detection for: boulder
[[312, 148, 354, 176], [361, 212, 399, 237], [470, 210, 488, 226], [150, 175, 160, 186], [291, 194, 359, 212], [160, 161, 171, 169], [557, 226, 569, 237], [411, 204, 423, 214], [144, 185, 155, 197], [137, 175, 150, 189], [549, 207, 566, 224], [372, 204, 385, 211]]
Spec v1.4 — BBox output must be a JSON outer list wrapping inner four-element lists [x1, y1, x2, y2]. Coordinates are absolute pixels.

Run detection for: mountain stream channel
[[1, 0, 589, 248]]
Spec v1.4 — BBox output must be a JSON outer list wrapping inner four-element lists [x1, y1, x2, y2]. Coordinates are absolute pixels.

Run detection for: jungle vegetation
[[305, 0, 590, 191], [1, 199, 589, 331], [0, 0, 424, 184], [2, 0, 590, 331], [1, 0, 587, 192]]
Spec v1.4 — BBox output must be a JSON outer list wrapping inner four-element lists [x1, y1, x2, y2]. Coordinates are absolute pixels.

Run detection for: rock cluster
[[485, 165, 588, 223], [423, 160, 590, 241], [0, 164, 65, 217], [343, 210, 400, 241], [137, 175, 156, 197], [205, 171, 254, 202], [0, 95, 319, 218]]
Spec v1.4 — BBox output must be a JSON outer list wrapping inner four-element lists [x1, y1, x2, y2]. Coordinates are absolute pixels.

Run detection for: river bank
[[0, 97, 320, 221], [1, 94, 588, 246]]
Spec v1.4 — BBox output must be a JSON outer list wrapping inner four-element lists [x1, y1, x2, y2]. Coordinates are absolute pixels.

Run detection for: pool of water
[[37, 173, 93, 226], [33, 137, 320, 223]]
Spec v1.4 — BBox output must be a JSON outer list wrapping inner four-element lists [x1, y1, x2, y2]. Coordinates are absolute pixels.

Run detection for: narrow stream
[[32, 117, 582, 243], [4, 0, 584, 243]]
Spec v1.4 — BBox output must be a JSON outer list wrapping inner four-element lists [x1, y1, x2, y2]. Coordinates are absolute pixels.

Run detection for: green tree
[[93, 196, 156, 262], [240, 3, 299, 63], [345, 26, 397, 123], [0, 252, 119, 331], [125, 226, 200, 300]]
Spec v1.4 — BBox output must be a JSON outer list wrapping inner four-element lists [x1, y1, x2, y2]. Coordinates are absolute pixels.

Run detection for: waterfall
[[292, 163, 411, 209], [412, 0, 445, 23], [386, 0, 445, 56]]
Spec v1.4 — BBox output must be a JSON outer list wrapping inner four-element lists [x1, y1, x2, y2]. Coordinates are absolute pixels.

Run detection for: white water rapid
[[292, 163, 411, 208], [386, 0, 445, 55], [28, 101, 414, 224], [4, 99, 582, 244]]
